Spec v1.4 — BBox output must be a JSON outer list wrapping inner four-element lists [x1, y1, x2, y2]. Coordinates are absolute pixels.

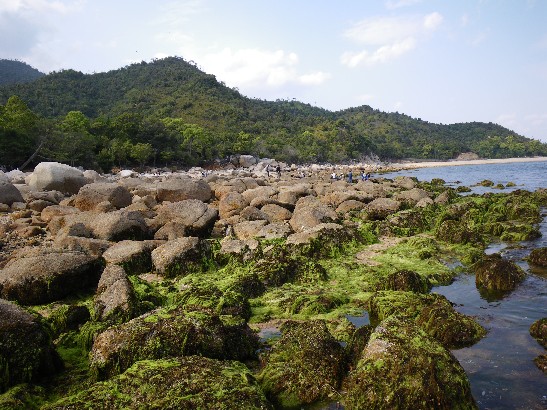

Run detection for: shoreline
[[388, 156, 547, 171]]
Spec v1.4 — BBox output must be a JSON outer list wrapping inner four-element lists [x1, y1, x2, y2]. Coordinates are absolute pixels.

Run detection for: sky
[[1, 0, 547, 142]]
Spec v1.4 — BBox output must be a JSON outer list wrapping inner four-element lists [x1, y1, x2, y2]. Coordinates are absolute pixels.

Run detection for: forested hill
[[0, 60, 45, 86], [0, 56, 546, 170]]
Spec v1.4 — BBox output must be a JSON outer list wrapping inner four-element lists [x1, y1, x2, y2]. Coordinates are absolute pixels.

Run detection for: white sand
[[390, 156, 547, 170]]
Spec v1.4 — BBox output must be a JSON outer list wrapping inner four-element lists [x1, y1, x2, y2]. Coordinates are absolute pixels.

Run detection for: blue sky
[[1, 0, 546, 142]]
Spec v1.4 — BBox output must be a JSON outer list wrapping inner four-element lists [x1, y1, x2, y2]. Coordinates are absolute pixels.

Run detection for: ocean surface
[[391, 160, 547, 410], [380, 159, 547, 195]]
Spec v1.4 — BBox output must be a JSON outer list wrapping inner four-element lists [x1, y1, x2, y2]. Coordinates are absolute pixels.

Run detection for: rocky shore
[[0, 158, 546, 409]]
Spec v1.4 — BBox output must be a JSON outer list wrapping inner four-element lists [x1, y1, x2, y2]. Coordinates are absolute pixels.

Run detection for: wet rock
[[47, 356, 272, 409], [27, 162, 86, 194], [436, 219, 483, 244], [0, 299, 62, 392], [529, 318, 547, 348], [528, 247, 547, 267], [156, 177, 212, 203], [379, 269, 432, 293], [415, 294, 486, 348], [344, 316, 477, 410], [534, 354, 547, 374], [0, 248, 103, 305], [89, 307, 258, 379], [74, 182, 132, 211], [474, 253, 525, 292], [384, 209, 428, 236], [258, 320, 346, 408]]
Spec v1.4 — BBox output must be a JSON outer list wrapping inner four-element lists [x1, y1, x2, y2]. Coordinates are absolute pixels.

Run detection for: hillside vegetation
[[0, 59, 45, 86], [0, 56, 546, 171]]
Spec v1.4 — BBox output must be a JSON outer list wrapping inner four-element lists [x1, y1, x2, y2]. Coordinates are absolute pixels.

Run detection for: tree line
[[1, 57, 546, 171]]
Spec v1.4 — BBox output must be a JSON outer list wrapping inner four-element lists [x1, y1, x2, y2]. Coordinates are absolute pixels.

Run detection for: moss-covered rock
[[0, 383, 46, 410], [474, 253, 525, 292], [345, 325, 374, 370], [529, 247, 547, 267], [529, 317, 547, 348], [436, 219, 483, 245], [47, 304, 91, 338], [343, 316, 477, 410], [368, 291, 485, 348], [46, 356, 272, 409], [0, 299, 62, 392], [415, 294, 486, 348], [89, 306, 258, 379], [378, 269, 432, 293], [534, 354, 547, 374], [258, 320, 346, 408]]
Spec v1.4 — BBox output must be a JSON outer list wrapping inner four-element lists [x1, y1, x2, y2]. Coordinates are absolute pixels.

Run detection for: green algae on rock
[[45, 356, 273, 410], [343, 316, 477, 410], [258, 320, 346, 408], [89, 306, 258, 379], [528, 247, 547, 267], [529, 317, 547, 348], [474, 253, 526, 294]]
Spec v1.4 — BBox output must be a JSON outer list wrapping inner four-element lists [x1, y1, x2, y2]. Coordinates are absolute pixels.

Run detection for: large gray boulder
[[0, 248, 103, 305], [102, 240, 161, 275], [74, 182, 132, 211], [0, 171, 24, 206], [0, 299, 61, 392], [156, 177, 212, 203], [219, 192, 249, 219], [27, 162, 86, 194]]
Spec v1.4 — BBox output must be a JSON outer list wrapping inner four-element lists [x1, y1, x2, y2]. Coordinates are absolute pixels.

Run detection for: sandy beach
[[390, 156, 547, 170]]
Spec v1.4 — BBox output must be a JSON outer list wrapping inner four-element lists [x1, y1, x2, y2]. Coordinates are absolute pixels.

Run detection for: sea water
[[405, 160, 547, 410]]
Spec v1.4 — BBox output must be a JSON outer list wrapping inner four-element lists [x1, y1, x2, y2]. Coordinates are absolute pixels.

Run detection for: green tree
[[130, 142, 154, 168]]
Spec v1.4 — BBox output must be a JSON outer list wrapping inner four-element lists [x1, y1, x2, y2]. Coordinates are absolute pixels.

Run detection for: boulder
[[528, 247, 547, 267], [74, 182, 132, 211], [0, 299, 61, 392], [47, 356, 272, 409], [393, 188, 430, 205], [258, 320, 345, 408], [261, 203, 292, 222], [91, 210, 149, 241], [239, 154, 258, 168], [379, 269, 431, 293], [256, 222, 293, 240], [0, 248, 103, 305], [364, 197, 401, 220], [151, 237, 205, 277], [94, 264, 136, 322], [241, 186, 278, 203], [289, 196, 337, 232], [102, 240, 161, 274], [219, 192, 249, 219], [156, 177, 212, 203], [153, 199, 218, 237], [474, 253, 526, 292], [344, 316, 477, 409], [27, 162, 86, 194], [393, 175, 417, 189], [233, 220, 269, 240], [240, 205, 270, 222], [0, 172, 24, 206], [4, 169, 26, 184], [89, 307, 258, 379], [529, 318, 547, 348]]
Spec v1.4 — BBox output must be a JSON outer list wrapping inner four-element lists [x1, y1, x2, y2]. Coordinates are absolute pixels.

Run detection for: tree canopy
[[0, 56, 545, 171]]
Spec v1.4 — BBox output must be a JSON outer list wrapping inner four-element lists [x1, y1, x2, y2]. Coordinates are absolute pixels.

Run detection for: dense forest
[[0, 56, 546, 171], [0, 60, 45, 86]]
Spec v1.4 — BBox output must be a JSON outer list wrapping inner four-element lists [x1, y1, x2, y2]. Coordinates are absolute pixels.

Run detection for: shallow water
[[433, 221, 547, 410], [380, 159, 547, 195]]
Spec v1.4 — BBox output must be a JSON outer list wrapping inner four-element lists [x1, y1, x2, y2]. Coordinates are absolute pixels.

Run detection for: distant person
[[365, 172, 371, 181], [276, 165, 281, 178], [331, 171, 337, 180], [266, 164, 270, 177], [348, 170, 353, 183], [360, 171, 366, 181]]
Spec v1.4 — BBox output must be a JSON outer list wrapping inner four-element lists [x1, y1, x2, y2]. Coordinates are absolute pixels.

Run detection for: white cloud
[[341, 12, 442, 67], [0, 0, 80, 14], [199, 48, 329, 89]]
